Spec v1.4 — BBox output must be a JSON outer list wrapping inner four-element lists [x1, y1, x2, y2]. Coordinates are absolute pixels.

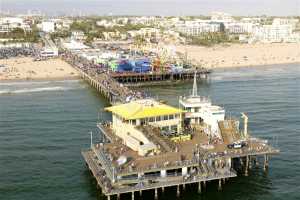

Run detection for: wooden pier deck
[[63, 53, 138, 104], [82, 123, 279, 199], [82, 149, 237, 197]]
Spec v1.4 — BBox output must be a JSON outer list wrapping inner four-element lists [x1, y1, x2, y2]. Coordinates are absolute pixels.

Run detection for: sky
[[1, 0, 299, 16]]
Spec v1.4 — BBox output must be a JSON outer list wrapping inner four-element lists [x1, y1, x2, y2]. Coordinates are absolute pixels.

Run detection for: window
[[156, 116, 160, 121], [170, 125, 178, 132], [164, 115, 169, 120], [149, 117, 155, 122], [169, 115, 174, 120], [132, 120, 136, 125], [185, 107, 191, 112], [161, 126, 169, 131]]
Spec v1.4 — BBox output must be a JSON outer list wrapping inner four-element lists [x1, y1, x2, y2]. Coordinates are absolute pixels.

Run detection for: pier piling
[[218, 179, 222, 191], [177, 185, 180, 197], [198, 182, 201, 193], [254, 156, 259, 166], [155, 188, 158, 200], [264, 154, 269, 171], [245, 156, 249, 176]]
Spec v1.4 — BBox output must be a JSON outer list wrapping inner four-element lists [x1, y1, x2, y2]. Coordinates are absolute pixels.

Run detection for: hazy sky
[[1, 0, 299, 16]]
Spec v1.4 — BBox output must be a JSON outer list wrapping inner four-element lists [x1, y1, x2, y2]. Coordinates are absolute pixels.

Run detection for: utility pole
[[241, 113, 248, 138]]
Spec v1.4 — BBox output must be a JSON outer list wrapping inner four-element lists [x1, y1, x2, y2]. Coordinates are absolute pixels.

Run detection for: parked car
[[227, 141, 247, 149]]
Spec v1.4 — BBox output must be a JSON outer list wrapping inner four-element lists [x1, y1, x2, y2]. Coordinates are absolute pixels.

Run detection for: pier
[[62, 51, 210, 104], [63, 52, 142, 104], [81, 122, 279, 199], [62, 50, 279, 200]]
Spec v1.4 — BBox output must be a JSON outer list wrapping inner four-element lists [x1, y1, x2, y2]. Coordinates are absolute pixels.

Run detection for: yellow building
[[105, 99, 184, 156]]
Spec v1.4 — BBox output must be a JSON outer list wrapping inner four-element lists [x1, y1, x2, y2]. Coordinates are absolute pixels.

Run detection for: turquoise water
[[0, 64, 299, 200]]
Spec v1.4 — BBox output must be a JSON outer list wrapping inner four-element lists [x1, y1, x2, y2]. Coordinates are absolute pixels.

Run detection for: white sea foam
[[0, 86, 71, 95], [0, 79, 80, 86]]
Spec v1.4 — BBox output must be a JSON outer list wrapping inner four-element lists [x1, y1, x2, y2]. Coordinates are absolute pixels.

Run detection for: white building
[[179, 74, 225, 138], [40, 47, 58, 57], [211, 11, 234, 23], [71, 30, 86, 41], [62, 19, 73, 29], [0, 17, 31, 33], [226, 22, 255, 34], [273, 18, 299, 30], [129, 16, 159, 26], [253, 25, 293, 43], [128, 28, 161, 38], [41, 21, 55, 33], [62, 40, 89, 51], [241, 17, 262, 24], [105, 99, 184, 156], [177, 22, 221, 36], [96, 19, 116, 28]]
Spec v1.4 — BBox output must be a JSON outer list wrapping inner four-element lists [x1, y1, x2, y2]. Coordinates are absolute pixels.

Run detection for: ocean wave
[[0, 79, 80, 86], [0, 86, 72, 95]]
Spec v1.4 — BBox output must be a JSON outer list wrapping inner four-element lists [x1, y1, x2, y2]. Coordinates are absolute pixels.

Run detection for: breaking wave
[[0, 79, 80, 86], [0, 86, 73, 95]]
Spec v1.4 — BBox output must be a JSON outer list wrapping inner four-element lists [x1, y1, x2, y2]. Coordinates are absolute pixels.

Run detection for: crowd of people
[[63, 51, 146, 103], [0, 47, 37, 59]]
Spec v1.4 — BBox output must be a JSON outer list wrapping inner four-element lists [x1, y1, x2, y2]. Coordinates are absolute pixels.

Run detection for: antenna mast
[[192, 71, 198, 97]]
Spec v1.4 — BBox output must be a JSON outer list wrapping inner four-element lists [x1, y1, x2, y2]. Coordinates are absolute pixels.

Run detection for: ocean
[[0, 64, 299, 200]]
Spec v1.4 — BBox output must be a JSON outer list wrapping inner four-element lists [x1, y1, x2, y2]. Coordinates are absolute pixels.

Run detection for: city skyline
[[1, 0, 300, 16]]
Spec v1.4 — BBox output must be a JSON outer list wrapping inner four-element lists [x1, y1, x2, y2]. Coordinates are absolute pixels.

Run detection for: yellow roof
[[105, 99, 183, 120]]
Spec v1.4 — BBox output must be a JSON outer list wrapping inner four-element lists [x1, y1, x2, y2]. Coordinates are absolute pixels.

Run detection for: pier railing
[[82, 148, 237, 195], [92, 145, 115, 181], [108, 168, 236, 195]]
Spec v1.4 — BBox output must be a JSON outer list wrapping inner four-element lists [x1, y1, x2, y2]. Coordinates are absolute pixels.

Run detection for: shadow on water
[[82, 169, 106, 200]]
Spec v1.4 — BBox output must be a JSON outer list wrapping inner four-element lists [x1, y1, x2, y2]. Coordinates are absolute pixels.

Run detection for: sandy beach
[[176, 43, 300, 69], [0, 57, 79, 81]]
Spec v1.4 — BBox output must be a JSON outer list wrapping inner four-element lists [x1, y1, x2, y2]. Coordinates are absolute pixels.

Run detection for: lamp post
[[90, 131, 93, 148]]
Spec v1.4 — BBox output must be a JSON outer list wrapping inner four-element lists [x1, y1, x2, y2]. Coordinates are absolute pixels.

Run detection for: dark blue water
[[0, 64, 299, 200]]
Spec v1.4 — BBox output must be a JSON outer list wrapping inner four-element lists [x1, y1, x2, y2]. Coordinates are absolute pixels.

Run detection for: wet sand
[[176, 43, 300, 69], [0, 57, 79, 81]]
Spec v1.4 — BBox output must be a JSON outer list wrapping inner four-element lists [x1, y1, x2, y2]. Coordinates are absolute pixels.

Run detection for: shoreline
[[1, 47, 299, 83], [0, 61, 298, 82], [208, 61, 300, 71], [0, 75, 80, 83]]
